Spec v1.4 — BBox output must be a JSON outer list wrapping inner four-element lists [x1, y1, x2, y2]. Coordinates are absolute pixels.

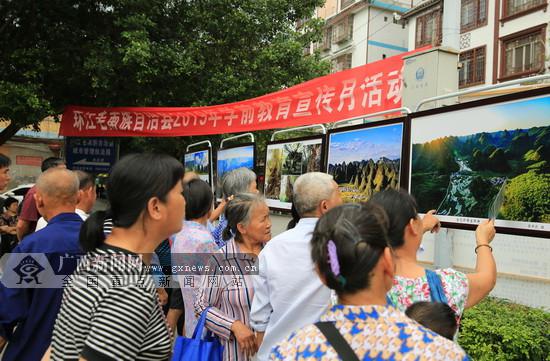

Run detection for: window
[[332, 16, 353, 44], [504, 0, 546, 18], [461, 0, 487, 32], [341, 0, 355, 10], [322, 27, 332, 51], [415, 9, 442, 48], [459, 47, 486, 87], [331, 53, 352, 73], [501, 27, 545, 79]]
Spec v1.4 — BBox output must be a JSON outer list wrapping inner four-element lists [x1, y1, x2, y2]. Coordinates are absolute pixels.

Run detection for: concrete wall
[[317, 0, 338, 19], [0, 140, 57, 188], [409, 1, 550, 86], [422, 229, 550, 310], [367, 8, 409, 62]]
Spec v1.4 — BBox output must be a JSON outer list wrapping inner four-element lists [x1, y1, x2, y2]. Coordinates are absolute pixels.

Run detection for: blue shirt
[[0, 212, 83, 361], [207, 215, 228, 248]]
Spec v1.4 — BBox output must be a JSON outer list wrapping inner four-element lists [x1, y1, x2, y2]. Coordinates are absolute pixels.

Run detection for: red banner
[[60, 48, 425, 137]]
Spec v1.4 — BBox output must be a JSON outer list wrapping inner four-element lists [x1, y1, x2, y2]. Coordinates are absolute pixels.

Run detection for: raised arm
[[465, 219, 497, 308], [422, 210, 441, 234], [209, 198, 228, 223]]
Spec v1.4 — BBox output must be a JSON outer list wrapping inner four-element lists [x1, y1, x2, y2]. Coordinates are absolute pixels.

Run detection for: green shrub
[[459, 298, 550, 361]]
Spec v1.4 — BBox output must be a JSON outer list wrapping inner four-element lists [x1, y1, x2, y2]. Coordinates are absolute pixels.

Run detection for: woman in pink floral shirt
[[172, 179, 221, 336], [370, 190, 497, 319]]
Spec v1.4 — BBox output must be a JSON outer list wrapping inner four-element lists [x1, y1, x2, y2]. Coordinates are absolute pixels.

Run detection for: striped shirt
[[194, 238, 258, 361], [50, 245, 172, 361]]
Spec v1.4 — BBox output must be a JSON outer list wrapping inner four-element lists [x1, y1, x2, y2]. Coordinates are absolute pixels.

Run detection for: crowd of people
[[0, 152, 498, 361]]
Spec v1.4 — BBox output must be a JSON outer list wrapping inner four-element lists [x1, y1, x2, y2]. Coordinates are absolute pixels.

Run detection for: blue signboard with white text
[[65, 137, 119, 173]]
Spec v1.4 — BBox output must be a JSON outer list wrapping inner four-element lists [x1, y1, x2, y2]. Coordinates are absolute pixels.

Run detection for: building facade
[[312, 0, 412, 72], [403, 0, 550, 88], [0, 118, 63, 187]]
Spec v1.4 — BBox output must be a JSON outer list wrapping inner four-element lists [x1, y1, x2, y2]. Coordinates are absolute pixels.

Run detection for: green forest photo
[[410, 96, 550, 224], [264, 139, 323, 208]]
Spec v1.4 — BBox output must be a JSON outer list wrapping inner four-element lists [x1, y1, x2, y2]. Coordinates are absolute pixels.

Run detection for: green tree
[[524, 146, 543, 162], [500, 171, 550, 222], [0, 0, 329, 147], [471, 148, 483, 169], [488, 148, 509, 172]]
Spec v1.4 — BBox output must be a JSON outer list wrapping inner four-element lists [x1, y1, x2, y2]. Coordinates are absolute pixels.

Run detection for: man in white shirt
[[35, 170, 96, 230], [250, 172, 343, 360]]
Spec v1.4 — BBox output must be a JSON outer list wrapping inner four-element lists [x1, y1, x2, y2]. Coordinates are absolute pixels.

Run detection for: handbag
[[171, 307, 224, 361]]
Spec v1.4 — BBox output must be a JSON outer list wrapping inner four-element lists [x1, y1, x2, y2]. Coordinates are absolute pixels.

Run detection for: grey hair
[[222, 193, 265, 242], [221, 167, 257, 198], [74, 170, 95, 190], [36, 168, 79, 203], [292, 172, 336, 217]]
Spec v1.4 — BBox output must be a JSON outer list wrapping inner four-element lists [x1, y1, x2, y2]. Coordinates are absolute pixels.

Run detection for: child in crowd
[[405, 301, 458, 340]]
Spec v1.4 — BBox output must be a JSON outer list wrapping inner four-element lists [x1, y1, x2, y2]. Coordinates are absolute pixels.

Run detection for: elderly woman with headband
[[271, 203, 468, 360]]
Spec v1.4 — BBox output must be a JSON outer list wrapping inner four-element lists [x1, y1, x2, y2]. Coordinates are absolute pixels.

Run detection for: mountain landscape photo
[[410, 97, 550, 223], [184, 150, 210, 183], [327, 123, 403, 203], [217, 146, 254, 180]]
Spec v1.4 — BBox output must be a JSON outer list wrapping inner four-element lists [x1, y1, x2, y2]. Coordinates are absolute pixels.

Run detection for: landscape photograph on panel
[[410, 92, 550, 234], [216, 144, 255, 198], [327, 120, 405, 203], [184, 148, 211, 184], [264, 136, 324, 210]]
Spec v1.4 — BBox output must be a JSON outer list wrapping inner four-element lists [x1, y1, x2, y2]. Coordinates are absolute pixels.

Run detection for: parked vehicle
[[0, 184, 34, 204]]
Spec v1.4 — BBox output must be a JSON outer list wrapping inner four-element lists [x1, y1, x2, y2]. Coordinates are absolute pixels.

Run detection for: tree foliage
[[459, 298, 550, 361], [0, 0, 329, 147], [500, 171, 550, 222]]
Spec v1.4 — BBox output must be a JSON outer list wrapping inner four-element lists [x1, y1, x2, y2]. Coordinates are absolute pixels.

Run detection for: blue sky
[[412, 95, 550, 144], [328, 123, 403, 164], [217, 145, 254, 161]]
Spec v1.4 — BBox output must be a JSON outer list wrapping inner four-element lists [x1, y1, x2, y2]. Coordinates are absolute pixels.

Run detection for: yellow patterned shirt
[[270, 304, 469, 361]]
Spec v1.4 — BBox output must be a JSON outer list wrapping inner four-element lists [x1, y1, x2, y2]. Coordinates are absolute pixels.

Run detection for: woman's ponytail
[[221, 225, 233, 242], [80, 210, 107, 252]]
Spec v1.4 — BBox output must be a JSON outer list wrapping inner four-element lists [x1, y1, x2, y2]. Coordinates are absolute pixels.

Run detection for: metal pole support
[[220, 133, 255, 148], [416, 73, 550, 112], [331, 107, 412, 129], [186, 140, 212, 152], [433, 228, 454, 269]]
